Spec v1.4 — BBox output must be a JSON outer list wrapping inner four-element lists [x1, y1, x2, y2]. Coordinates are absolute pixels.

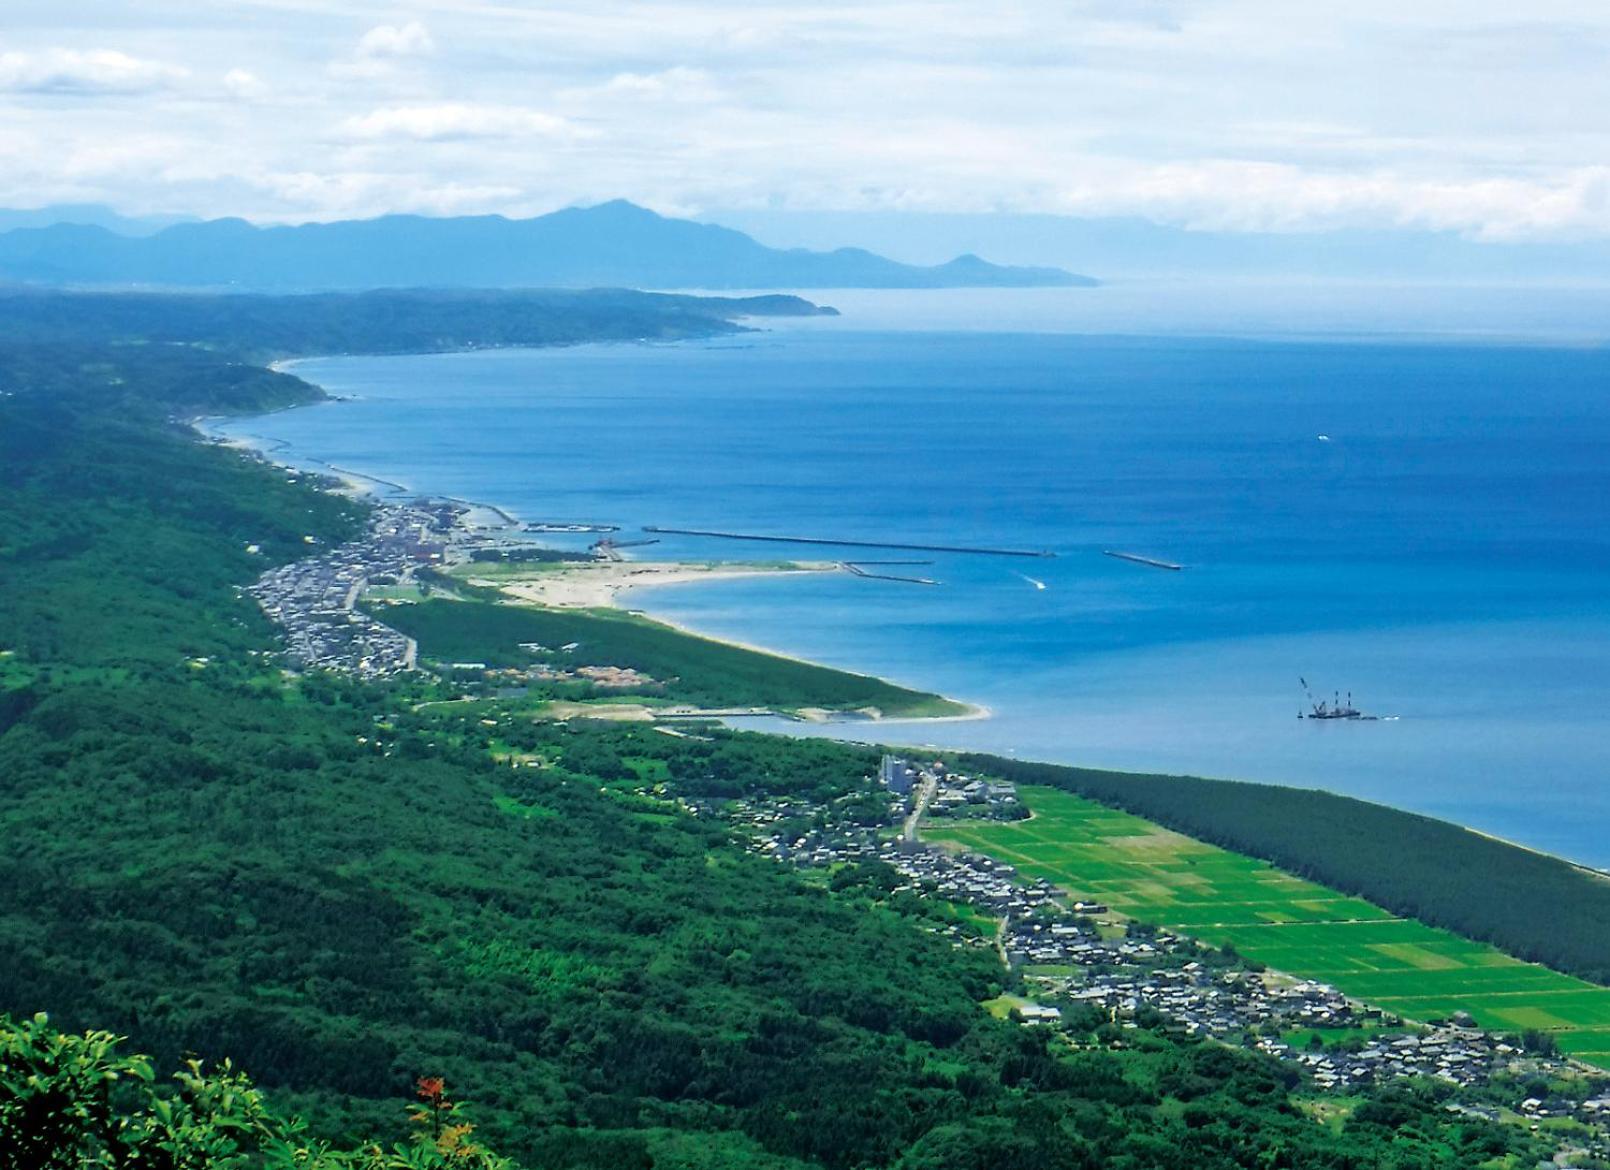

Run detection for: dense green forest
[[381, 597, 964, 716], [0, 292, 1564, 1167], [0, 287, 830, 363], [961, 755, 1610, 984]]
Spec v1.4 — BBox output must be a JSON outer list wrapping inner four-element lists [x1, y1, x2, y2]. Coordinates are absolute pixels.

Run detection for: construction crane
[[1299, 677, 1375, 720]]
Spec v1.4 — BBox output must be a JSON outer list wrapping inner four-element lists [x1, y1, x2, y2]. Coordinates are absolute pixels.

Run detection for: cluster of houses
[[705, 764, 1610, 1154], [1258, 1026, 1519, 1092], [882, 755, 1022, 819], [727, 793, 1064, 919], [884, 840, 1064, 913], [246, 501, 456, 676], [998, 904, 1363, 1044]]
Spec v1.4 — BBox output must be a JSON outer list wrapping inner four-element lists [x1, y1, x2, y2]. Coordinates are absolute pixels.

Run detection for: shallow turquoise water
[[220, 303, 1610, 866]]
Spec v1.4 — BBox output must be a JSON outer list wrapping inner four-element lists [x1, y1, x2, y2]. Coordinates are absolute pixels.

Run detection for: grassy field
[[925, 785, 1610, 1067], [379, 597, 968, 718]]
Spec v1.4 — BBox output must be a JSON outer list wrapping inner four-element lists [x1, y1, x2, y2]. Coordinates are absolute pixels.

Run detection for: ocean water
[[218, 286, 1610, 867]]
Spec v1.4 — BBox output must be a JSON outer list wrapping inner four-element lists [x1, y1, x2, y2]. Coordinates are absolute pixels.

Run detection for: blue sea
[[218, 285, 1610, 867]]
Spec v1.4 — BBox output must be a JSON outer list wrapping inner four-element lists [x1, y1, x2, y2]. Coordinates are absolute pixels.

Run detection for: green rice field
[[924, 785, 1610, 1068]]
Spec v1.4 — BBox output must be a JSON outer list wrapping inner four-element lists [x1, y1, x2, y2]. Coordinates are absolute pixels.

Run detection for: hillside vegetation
[[1, 1012, 511, 1168], [381, 597, 965, 716], [0, 286, 830, 363]]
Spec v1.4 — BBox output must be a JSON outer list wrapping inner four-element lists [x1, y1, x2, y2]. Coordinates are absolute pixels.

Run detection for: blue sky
[[3, 1, 1608, 239]]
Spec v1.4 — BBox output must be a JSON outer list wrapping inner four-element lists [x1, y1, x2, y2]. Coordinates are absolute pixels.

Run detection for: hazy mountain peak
[[0, 202, 1095, 291], [580, 198, 663, 218], [0, 203, 198, 237]]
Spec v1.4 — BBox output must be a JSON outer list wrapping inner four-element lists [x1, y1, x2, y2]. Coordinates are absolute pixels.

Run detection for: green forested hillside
[[380, 597, 964, 716], [0, 300, 1554, 1168], [0, 286, 828, 361]]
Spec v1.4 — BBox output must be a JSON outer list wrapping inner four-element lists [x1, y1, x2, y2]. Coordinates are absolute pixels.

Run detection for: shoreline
[[205, 417, 987, 724], [479, 561, 989, 722], [615, 578, 993, 723], [200, 354, 1607, 874], [1464, 825, 1610, 882]]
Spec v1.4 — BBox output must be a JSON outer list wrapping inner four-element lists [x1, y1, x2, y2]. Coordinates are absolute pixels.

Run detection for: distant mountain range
[[0, 200, 1093, 291], [707, 207, 1610, 283], [0, 202, 197, 238]]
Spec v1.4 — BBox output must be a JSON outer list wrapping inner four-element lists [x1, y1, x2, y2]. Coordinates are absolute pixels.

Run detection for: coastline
[[1465, 825, 1610, 882], [201, 341, 1610, 872], [616, 578, 993, 723], [199, 389, 1609, 874], [474, 559, 988, 722], [205, 416, 987, 724]]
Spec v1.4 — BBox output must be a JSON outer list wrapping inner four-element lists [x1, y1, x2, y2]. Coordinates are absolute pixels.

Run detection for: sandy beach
[[476, 560, 989, 722], [487, 560, 839, 609]]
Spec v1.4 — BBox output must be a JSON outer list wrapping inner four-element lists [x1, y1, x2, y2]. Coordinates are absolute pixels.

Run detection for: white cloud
[[330, 20, 435, 79], [355, 21, 435, 61], [0, 48, 186, 95], [222, 68, 265, 99], [336, 103, 578, 143], [561, 66, 722, 106], [6, 3, 1610, 243], [1046, 161, 1610, 241], [240, 168, 528, 219]]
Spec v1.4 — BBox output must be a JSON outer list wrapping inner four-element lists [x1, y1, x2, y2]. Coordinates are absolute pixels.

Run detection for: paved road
[[902, 773, 939, 842]]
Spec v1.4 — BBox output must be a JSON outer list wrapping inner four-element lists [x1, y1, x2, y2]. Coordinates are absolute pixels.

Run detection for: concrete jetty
[[842, 562, 939, 585], [644, 525, 1054, 559], [1103, 550, 1183, 571]]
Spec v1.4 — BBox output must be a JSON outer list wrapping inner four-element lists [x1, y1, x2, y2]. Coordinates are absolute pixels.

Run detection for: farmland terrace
[[924, 785, 1610, 1070]]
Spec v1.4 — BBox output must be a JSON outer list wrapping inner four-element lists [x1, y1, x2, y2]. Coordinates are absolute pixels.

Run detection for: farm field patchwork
[[924, 785, 1610, 1067]]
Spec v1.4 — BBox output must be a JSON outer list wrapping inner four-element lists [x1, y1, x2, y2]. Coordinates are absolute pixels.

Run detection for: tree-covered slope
[[379, 597, 965, 716], [0, 286, 831, 364]]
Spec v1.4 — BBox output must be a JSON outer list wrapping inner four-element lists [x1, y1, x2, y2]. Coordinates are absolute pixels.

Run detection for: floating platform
[[1103, 550, 1183, 571], [644, 525, 1055, 559]]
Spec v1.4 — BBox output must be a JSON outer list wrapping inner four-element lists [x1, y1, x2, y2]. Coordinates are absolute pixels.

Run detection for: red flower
[[416, 1075, 446, 1103]]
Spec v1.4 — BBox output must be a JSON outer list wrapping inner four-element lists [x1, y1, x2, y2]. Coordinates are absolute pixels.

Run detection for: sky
[[3, 1, 1610, 241]]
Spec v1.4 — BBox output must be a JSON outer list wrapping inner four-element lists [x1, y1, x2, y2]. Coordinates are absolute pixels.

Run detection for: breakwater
[[1104, 550, 1183, 571], [843, 562, 940, 585], [644, 525, 1055, 559]]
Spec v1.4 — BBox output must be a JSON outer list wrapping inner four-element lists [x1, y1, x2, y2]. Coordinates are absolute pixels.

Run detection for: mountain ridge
[[0, 200, 1094, 291]]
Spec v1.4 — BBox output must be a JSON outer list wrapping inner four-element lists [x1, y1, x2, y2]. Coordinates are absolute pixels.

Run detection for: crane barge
[[1299, 678, 1378, 721]]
